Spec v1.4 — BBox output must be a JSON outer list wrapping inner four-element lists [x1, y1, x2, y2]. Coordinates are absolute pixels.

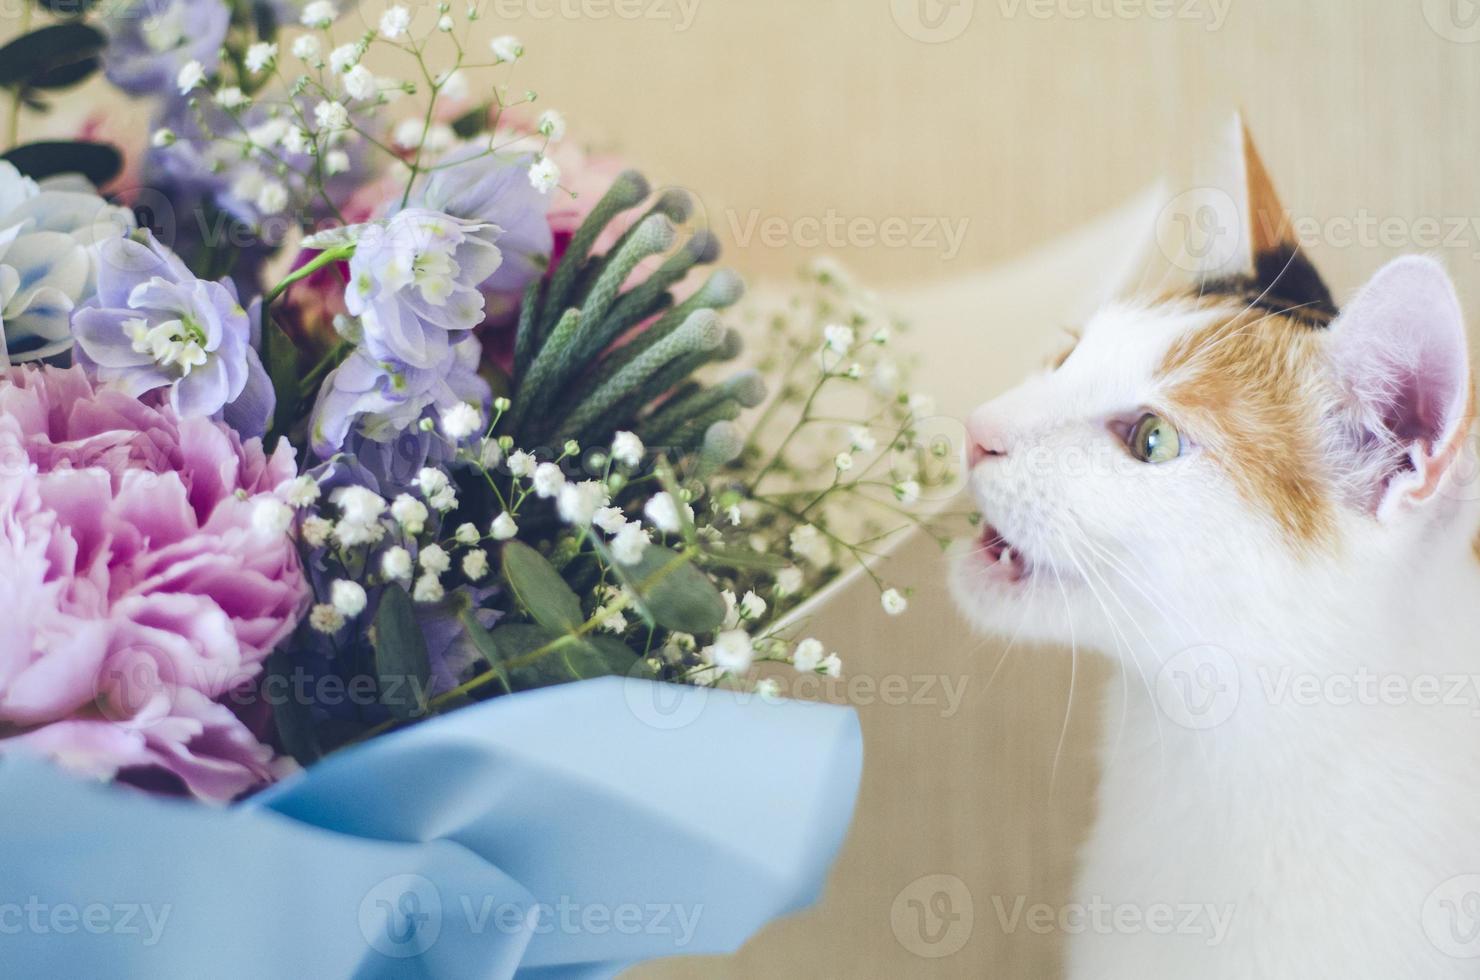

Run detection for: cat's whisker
[[1046, 536, 1081, 800]]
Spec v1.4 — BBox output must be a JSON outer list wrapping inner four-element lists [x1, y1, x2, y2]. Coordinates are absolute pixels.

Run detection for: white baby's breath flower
[[454, 522, 480, 546], [245, 41, 277, 73], [333, 486, 386, 525], [462, 550, 489, 581], [704, 629, 754, 674], [644, 492, 684, 533], [907, 393, 936, 416], [478, 439, 503, 470], [292, 35, 321, 61], [436, 69, 468, 101], [532, 462, 565, 498], [176, 60, 205, 95], [428, 486, 458, 512], [381, 546, 413, 581], [437, 13, 453, 30], [256, 180, 289, 215], [823, 323, 855, 352], [610, 430, 643, 467], [507, 450, 536, 478], [214, 86, 249, 110], [309, 603, 345, 633], [490, 512, 518, 540], [739, 590, 766, 620], [419, 543, 451, 575], [881, 588, 908, 616], [755, 677, 782, 701], [414, 469, 448, 497], [252, 498, 294, 537], [593, 506, 626, 535], [490, 34, 523, 62], [775, 565, 803, 595], [379, 4, 412, 38], [557, 481, 608, 526], [789, 524, 831, 566], [301, 515, 332, 548], [150, 128, 175, 148], [820, 653, 843, 677], [849, 426, 877, 453], [537, 109, 566, 140], [834, 452, 854, 472], [792, 638, 825, 672], [528, 157, 560, 195], [390, 494, 429, 534], [280, 127, 309, 155], [333, 518, 385, 548], [412, 573, 444, 603], [893, 480, 921, 505], [611, 522, 650, 565], [600, 611, 629, 634], [280, 475, 321, 508], [325, 149, 351, 175], [314, 100, 350, 131], [720, 589, 739, 629], [872, 325, 891, 344], [440, 402, 482, 441], [301, 0, 338, 27], [343, 64, 377, 100], [331, 579, 368, 617]]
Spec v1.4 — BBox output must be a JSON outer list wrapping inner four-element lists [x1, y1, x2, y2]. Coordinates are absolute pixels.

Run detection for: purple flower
[[72, 232, 271, 427], [410, 145, 554, 295], [309, 335, 489, 458], [0, 365, 309, 801], [101, 0, 230, 98], [344, 209, 504, 369]]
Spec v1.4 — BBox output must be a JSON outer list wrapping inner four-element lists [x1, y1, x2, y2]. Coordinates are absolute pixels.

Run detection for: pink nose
[[966, 409, 1009, 467]]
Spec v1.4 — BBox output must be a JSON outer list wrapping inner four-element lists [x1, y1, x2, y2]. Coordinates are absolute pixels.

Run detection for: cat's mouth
[[975, 523, 1033, 583]]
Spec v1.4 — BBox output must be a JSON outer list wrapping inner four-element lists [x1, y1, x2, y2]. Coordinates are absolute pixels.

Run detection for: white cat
[[950, 120, 1480, 979]]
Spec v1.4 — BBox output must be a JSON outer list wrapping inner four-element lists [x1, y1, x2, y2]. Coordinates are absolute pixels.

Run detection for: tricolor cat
[[951, 120, 1480, 978]]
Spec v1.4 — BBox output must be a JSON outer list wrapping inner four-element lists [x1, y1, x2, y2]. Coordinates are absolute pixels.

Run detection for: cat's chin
[[948, 528, 1059, 635]]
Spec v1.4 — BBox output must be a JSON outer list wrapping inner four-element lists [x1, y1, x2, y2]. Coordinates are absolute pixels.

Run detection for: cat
[[950, 118, 1480, 979]]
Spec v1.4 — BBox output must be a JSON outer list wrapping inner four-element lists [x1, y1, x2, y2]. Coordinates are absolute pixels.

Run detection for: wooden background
[[8, 0, 1479, 975]]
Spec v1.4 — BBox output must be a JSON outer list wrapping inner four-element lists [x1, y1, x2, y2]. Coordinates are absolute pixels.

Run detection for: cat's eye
[[1127, 413, 1182, 464]]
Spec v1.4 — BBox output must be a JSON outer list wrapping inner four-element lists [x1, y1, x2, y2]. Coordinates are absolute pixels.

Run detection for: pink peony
[[0, 365, 309, 801]]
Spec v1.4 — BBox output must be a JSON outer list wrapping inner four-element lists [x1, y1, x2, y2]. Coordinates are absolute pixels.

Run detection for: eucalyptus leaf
[[262, 314, 301, 444], [502, 540, 584, 631], [2, 141, 121, 186], [0, 24, 105, 90], [266, 648, 321, 766], [700, 544, 788, 572], [373, 585, 432, 720], [617, 545, 727, 633]]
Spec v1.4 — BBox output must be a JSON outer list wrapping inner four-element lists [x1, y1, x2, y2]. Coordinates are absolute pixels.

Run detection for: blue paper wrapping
[[0, 677, 862, 979]]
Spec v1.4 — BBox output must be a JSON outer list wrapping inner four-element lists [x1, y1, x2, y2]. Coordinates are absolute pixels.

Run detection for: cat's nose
[[967, 409, 1010, 466]]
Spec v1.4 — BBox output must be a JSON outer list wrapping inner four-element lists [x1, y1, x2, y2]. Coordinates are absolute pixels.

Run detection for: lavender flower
[[343, 209, 504, 368], [72, 232, 271, 425], [100, 0, 230, 98], [309, 334, 489, 458], [410, 145, 554, 294]]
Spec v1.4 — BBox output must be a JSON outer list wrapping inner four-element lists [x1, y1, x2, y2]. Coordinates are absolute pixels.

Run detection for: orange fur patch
[[1158, 299, 1335, 546]]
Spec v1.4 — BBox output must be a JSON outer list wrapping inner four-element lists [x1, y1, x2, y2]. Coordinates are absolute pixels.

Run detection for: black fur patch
[[1202, 243, 1338, 327]]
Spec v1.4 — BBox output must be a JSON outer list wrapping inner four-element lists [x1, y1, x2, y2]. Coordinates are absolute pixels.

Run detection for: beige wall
[[467, 2, 1480, 977]]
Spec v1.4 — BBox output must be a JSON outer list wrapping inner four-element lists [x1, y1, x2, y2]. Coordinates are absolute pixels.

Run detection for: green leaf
[[616, 545, 727, 633], [266, 647, 321, 766], [459, 609, 512, 693], [262, 315, 302, 444], [475, 624, 641, 690], [2, 141, 121, 186], [502, 540, 584, 631], [0, 24, 105, 90], [700, 544, 787, 572], [373, 585, 432, 720], [451, 103, 492, 139]]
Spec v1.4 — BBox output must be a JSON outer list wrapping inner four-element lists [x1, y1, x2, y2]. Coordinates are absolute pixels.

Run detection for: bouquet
[[0, 1, 954, 974]]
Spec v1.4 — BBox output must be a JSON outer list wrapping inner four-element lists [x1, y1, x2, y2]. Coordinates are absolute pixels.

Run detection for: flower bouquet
[[0, 1, 953, 975]]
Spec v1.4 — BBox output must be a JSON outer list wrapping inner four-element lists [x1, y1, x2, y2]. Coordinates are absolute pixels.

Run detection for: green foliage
[[373, 585, 432, 720], [501, 541, 584, 631], [615, 544, 728, 634]]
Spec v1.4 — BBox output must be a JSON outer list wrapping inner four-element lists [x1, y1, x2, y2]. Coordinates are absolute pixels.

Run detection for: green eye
[[1128, 413, 1182, 463]]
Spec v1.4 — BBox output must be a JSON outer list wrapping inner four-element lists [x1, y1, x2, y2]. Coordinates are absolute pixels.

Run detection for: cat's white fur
[[950, 263, 1480, 978]]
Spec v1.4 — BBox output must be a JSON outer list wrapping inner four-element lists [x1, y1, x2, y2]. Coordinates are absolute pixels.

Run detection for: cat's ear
[[1330, 255, 1473, 517], [1193, 116, 1337, 318]]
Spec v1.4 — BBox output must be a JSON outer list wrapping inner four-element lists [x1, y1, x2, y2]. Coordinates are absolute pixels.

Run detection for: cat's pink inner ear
[[1332, 256, 1472, 508]]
